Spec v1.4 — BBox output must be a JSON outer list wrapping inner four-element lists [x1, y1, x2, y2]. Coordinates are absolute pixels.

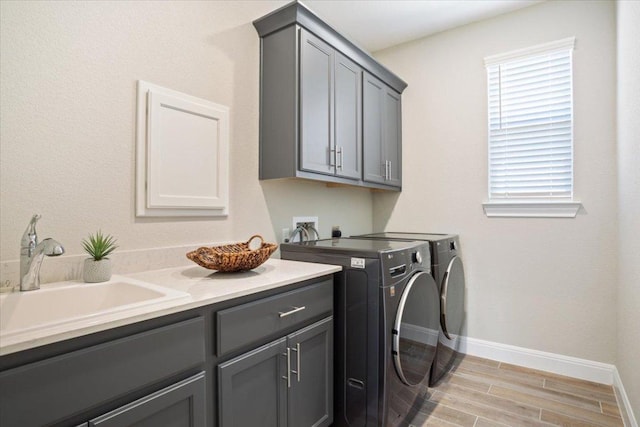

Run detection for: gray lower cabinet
[[88, 372, 206, 427], [218, 338, 288, 427], [218, 317, 333, 427], [0, 275, 334, 427], [0, 317, 206, 427], [363, 72, 402, 188], [287, 317, 333, 427]]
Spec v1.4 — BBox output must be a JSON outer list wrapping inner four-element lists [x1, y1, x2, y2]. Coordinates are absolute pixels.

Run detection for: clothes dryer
[[354, 233, 466, 386], [281, 238, 440, 426]]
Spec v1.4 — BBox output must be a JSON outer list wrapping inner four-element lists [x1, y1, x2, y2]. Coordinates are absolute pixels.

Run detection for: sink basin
[[0, 276, 190, 340]]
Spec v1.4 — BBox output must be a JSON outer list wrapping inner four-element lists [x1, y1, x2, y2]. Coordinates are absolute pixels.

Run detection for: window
[[483, 38, 581, 218]]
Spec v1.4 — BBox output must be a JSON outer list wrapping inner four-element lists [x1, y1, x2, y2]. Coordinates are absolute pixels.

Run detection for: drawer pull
[[278, 306, 306, 318]]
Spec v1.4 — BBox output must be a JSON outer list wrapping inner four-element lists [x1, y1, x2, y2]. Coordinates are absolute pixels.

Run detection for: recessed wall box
[[136, 81, 229, 217]]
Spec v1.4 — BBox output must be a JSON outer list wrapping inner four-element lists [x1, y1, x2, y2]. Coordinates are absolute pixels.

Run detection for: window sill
[[482, 201, 582, 218]]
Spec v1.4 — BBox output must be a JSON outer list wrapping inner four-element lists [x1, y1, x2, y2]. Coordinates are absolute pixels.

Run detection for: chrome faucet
[[20, 215, 65, 291]]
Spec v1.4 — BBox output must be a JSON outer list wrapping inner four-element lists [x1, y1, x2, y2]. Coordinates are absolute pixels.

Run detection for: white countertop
[[0, 259, 340, 356]]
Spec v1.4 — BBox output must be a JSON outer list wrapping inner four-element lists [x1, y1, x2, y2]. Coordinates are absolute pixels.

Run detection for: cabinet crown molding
[[253, 0, 408, 94]]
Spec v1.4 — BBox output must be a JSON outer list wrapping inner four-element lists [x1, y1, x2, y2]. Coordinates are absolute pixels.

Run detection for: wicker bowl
[[186, 235, 278, 272]]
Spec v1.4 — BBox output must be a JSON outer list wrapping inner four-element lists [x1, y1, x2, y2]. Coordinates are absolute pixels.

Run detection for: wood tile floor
[[401, 354, 625, 427]]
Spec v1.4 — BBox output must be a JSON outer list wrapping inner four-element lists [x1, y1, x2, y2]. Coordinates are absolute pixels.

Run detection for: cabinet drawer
[[217, 278, 332, 356], [89, 371, 206, 427], [0, 317, 205, 427]]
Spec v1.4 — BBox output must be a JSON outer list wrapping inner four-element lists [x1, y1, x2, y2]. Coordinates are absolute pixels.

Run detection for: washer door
[[393, 271, 440, 386], [441, 256, 465, 340]]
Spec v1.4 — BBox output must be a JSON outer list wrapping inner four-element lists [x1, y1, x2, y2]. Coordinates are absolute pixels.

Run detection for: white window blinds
[[486, 38, 575, 200]]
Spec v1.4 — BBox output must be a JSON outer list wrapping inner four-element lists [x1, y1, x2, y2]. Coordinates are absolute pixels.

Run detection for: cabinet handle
[[282, 347, 291, 388], [384, 160, 389, 180], [278, 306, 306, 318], [387, 160, 391, 180], [337, 147, 343, 170], [329, 148, 336, 167], [290, 342, 301, 382]]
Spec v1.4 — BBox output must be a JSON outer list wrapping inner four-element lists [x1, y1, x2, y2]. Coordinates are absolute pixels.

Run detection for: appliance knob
[[412, 251, 422, 264]]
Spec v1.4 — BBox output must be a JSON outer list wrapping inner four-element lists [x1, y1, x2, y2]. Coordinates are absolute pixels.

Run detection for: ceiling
[[303, 0, 542, 52]]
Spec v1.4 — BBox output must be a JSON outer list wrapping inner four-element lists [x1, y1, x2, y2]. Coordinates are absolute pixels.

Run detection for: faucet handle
[[21, 214, 41, 248]]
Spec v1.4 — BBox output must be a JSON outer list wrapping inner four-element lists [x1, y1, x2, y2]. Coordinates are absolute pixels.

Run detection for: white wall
[[373, 1, 618, 363], [616, 0, 640, 417], [0, 1, 373, 284]]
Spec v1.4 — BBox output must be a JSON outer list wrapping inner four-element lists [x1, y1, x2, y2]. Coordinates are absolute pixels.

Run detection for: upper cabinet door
[[299, 29, 334, 176], [363, 72, 402, 188], [363, 73, 385, 184], [383, 89, 402, 187], [334, 53, 362, 180]]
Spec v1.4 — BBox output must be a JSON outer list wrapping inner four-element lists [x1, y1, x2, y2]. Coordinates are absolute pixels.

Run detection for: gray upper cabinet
[[300, 32, 362, 180], [334, 52, 362, 180], [299, 30, 334, 176], [363, 72, 402, 188], [254, 1, 406, 191]]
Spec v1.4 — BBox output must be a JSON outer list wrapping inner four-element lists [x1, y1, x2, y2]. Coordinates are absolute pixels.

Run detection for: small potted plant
[[82, 231, 118, 283]]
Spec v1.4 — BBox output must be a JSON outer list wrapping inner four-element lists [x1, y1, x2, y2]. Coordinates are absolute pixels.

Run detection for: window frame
[[482, 37, 582, 218]]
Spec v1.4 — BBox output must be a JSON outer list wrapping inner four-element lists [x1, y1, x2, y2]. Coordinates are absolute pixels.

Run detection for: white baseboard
[[459, 336, 615, 383], [613, 367, 639, 427], [458, 336, 638, 427]]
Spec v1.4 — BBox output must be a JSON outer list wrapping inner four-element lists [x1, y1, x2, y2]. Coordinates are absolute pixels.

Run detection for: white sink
[[0, 276, 190, 340]]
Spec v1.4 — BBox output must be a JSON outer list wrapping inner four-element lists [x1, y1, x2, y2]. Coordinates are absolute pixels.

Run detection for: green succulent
[[82, 231, 118, 261]]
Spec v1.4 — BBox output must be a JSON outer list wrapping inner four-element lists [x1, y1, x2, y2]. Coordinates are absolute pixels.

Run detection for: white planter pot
[[83, 258, 112, 283]]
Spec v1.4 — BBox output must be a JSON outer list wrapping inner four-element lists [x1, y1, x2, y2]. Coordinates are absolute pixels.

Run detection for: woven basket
[[186, 235, 278, 272]]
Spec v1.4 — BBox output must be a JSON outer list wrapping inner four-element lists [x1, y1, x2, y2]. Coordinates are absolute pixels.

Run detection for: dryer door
[[441, 256, 465, 340], [392, 271, 440, 386]]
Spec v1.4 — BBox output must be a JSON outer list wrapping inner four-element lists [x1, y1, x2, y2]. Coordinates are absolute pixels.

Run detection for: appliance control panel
[[382, 243, 431, 284]]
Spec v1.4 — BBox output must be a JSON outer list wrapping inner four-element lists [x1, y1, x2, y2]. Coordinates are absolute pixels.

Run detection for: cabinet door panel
[[363, 72, 402, 188], [288, 317, 333, 427], [89, 372, 206, 427], [300, 29, 334, 176], [383, 88, 402, 187], [334, 53, 362, 180], [219, 338, 288, 427], [362, 73, 385, 184]]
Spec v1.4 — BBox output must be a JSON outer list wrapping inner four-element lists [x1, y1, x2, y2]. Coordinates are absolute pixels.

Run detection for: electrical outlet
[[282, 228, 290, 243]]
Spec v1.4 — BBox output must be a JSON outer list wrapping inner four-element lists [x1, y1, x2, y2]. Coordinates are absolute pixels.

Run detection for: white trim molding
[[460, 336, 614, 384], [484, 36, 576, 66], [613, 368, 639, 427], [460, 336, 638, 426], [483, 201, 583, 218]]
